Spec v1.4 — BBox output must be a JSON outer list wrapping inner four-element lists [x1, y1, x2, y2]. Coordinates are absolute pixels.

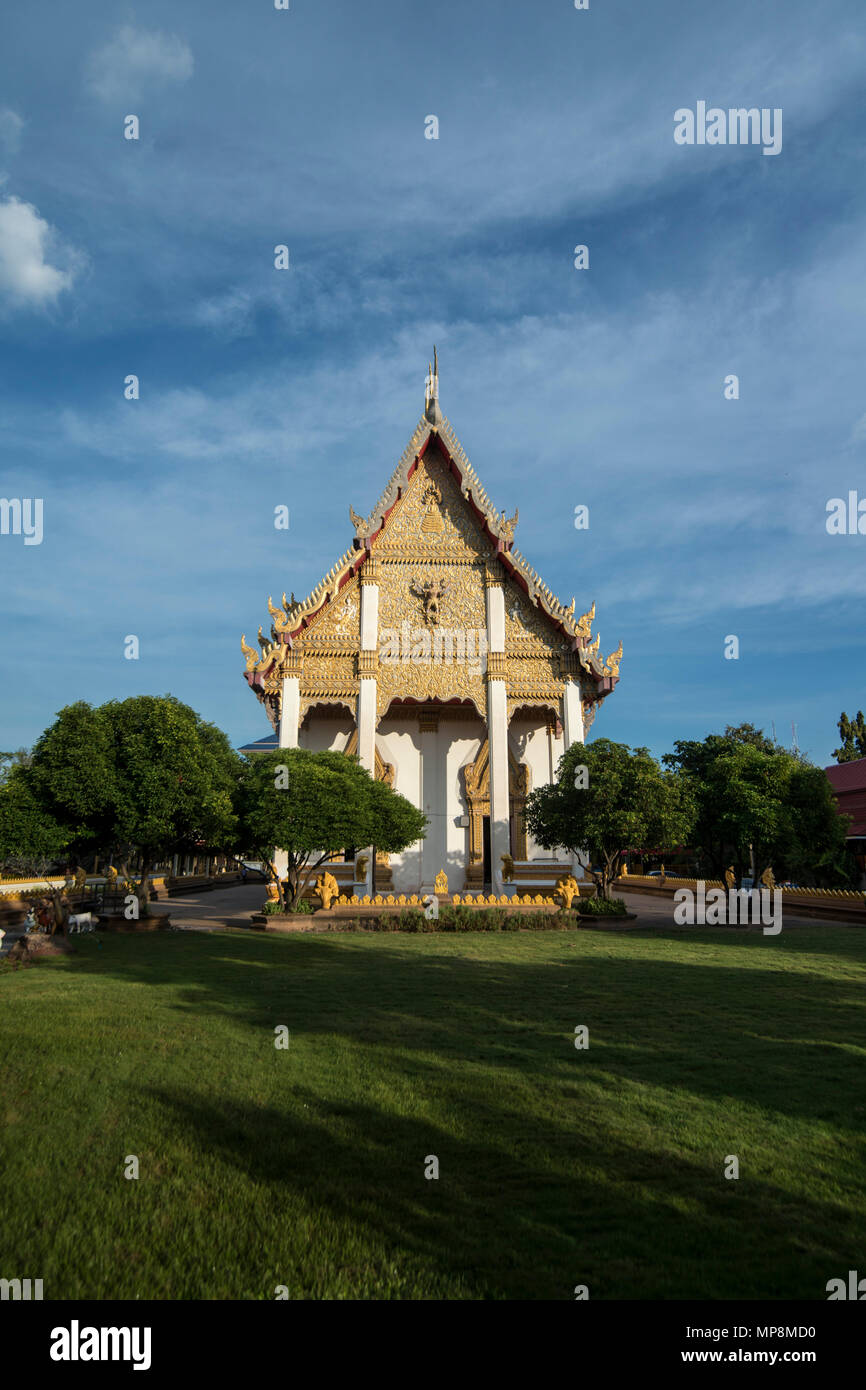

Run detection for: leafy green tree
[[0, 748, 32, 785], [238, 748, 427, 909], [0, 766, 68, 874], [833, 711, 866, 763], [664, 725, 851, 886], [24, 696, 241, 909], [523, 739, 694, 899]]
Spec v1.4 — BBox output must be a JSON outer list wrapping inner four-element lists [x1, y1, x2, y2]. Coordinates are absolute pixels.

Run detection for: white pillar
[[487, 676, 510, 895], [563, 678, 586, 880], [275, 658, 302, 882], [356, 565, 379, 895], [360, 576, 379, 650], [485, 574, 509, 895], [279, 676, 300, 749], [562, 680, 584, 748], [357, 677, 377, 774], [419, 720, 441, 892]]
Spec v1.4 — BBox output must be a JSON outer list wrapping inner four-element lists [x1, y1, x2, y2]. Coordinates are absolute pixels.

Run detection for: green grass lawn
[[1, 924, 864, 1300]]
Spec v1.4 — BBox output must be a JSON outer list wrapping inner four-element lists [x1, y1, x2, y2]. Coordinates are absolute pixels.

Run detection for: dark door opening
[[482, 816, 491, 887]]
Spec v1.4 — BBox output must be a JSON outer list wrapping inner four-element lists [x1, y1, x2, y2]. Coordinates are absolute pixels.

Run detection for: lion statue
[[501, 854, 515, 883]]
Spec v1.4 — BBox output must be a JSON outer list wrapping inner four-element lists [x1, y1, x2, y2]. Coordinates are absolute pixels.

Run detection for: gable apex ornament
[[424, 345, 443, 426]]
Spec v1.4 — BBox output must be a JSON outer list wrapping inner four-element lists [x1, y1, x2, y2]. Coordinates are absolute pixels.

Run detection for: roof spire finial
[[424, 345, 442, 425]]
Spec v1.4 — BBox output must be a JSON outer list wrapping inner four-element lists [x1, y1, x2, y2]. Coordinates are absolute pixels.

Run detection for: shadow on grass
[[64, 929, 866, 1130], [140, 1072, 861, 1299], [6, 928, 866, 1298]]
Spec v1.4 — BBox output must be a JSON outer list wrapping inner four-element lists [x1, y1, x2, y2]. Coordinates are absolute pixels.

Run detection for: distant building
[[240, 355, 622, 894], [825, 758, 866, 885]]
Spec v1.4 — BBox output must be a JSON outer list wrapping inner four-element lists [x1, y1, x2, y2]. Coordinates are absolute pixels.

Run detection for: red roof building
[[825, 758, 866, 838]]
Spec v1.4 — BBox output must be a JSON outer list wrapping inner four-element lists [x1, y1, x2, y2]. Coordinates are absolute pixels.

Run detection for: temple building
[[240, 354, 621, 896]]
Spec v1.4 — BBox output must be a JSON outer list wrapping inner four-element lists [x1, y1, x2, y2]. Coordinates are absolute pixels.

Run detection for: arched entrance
[[462, 737, 529, 889]]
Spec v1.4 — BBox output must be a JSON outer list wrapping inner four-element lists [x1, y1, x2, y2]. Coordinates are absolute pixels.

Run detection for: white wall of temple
[[375, 718, 423, 891], [296, 709, 566, 891], [299, 717, 353, 753], [376, 717, 487, 892]]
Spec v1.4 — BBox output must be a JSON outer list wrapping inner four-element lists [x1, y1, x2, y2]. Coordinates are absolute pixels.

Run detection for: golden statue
[[604, 640, 623, 678], [576, 600, 596, 640], [434, 869, 448, 895], [499, 508, 518, 542], [554, 873, 580, 910], [411, 573, 452, 627], [501, 853, 515, 883], [760, 866, 776, 890], [315, 871, 340, 911], [104, 865, 118, 885], [241, 633, 259, 672], [724, 866, 736, 889], [74, 866, 87, 893], [355, 854, 369, 880]]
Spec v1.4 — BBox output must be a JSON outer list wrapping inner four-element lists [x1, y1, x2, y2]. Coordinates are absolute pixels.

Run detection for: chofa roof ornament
[[424, 345, 443, 426]]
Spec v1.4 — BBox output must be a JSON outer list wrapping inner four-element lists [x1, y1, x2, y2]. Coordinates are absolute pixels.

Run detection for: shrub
[[576, 896, 627, 917], [323, 908, 584, 933]]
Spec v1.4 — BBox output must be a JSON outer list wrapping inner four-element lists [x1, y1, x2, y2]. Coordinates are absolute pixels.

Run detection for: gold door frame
[[462, 738, 529, 887]]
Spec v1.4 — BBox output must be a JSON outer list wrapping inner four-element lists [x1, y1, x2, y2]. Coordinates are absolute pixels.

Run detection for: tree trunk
[[137, 857, 151, 915]]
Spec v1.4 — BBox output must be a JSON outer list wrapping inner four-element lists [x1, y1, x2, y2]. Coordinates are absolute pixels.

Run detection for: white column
[[279, 676, 300, 749], [419, 720, 441, 892], [562, 678, 586, 879], [274, 671, 300, 881], [360, 576, 379, 651], [485, 575, 509, 895], [357, 678, 377, 774], [356, 567, 379, 894], [562, 680, 584, 748]]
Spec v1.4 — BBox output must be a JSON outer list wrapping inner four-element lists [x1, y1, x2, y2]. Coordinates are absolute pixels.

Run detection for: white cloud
[[191, 287, 255, 339], [0, 195, 79, 308], [0, 108, 24, 154], [849, 413, 866, 444], [85, 25, 193, 105]]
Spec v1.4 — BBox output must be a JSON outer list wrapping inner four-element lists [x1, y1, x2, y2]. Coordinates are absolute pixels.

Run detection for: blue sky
[[0, 0, 864, 766]]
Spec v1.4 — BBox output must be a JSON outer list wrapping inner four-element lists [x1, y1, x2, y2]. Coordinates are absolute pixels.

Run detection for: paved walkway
[[158, 883, 265, 930], [2, 883, 857, 953], [617, 887, 858, 930]]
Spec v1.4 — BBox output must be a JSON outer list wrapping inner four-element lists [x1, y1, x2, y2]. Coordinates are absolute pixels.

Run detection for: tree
[[0, 767, 72, 933], [523, 739, 694, 900], [0, 748, 32, 785], [237, 748, 427, 909], [833, 711, 866, 763], [664, 724, 851, 887], [0, 766, 68, 874], [23, 696, 241, 910]]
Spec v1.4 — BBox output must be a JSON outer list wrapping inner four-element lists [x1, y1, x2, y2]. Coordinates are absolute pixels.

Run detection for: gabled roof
[[242, 354, 622, 699]]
